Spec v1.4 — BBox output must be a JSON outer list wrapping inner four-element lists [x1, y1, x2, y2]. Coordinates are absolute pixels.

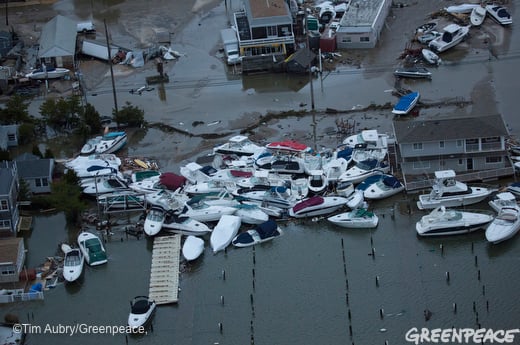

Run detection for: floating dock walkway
[[148, 235, 180, 304]]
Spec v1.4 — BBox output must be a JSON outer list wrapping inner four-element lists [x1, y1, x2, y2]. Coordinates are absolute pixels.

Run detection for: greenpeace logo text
[[405, 328, 520, 344]]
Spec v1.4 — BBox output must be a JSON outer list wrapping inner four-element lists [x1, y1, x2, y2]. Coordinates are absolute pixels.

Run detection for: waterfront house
[[37, 15, 76, 69], [0, 162, 20, 236], [392, 114, 514, 191], [14, 153, 54, 194], [336, 0, 392, 49], [234, 0, 296, 73], [0, 125, 19, 150], [0, 237, 25, 283]]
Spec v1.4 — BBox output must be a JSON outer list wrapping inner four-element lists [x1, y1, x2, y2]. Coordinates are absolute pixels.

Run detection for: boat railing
[[0, 291, 44, 303]]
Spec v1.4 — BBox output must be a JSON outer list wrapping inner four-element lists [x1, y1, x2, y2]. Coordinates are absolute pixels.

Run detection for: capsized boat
[[416, 206, 493, 236], [288, 195, 348, 218], [417, 170, 495, 210], [77, 231, 108, 266], [485, 206, 520, 244], [392, 92, 420, 115], [182, 235, 205, 261], [232, 220, 283, 247], [128, 296, 156, 331], [62, 245, 84, 282], [327, 208, 379, 229], [210, 215, 242, 253]]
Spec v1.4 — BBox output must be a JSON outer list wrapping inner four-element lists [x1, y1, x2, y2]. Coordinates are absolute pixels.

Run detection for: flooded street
[[2, 0, 520, 344]]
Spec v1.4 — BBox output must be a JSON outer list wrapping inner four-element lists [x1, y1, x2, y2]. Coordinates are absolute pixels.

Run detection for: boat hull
[[182, 236, 205, 260], [417, 187, 493, 210]]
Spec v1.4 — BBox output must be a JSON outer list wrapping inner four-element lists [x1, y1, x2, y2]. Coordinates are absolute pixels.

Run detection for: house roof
[[38, 15, 77, 58], [0, 237, 23, 264], [245, 0, 292, 26], [15, 158, 54, 179], [285, 47, 316, 67], [339, 0, 388, 28], [393, 114, 508, 143], [0, 167, 15, 195]]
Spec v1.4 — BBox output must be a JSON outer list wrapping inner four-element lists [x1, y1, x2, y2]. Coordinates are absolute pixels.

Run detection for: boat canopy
[[256, 220, 280, 239], [159, 172, 186, 190], [383, 176, 402, 188], [292, 196, 324, 213]]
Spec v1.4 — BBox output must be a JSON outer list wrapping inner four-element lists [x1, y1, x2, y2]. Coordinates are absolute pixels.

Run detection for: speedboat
[[82, 175, 130, 196], [162, 212, 211, 236], [343, 129, 389, 149], [232, 220, 283, 247], [485, 4, 512, 25], [488, 192, 518, 213], [421, 48, 442, 66], [485, 206, 520, 244], [94, 131, 127, 154], [213, 135, 264, 156], [328, 208, 379, 229], [470, 6, 487, 26], [144, 189, 188, 211], [184, 179, 237, 195], [417, 170, 495, 210], [416, 206, 493, 236], [289, 195, 348, 218], [308, 169, 328, 195], [351, 143, 388, 164], [180, 199, 237, 223], [128, 296, 156, 331], [445, 4, 480, 14], [144, 206, 166, 236], [392, 92, 420, 115], [77, 231, 108, 266], [335, 180, 354, 197], [267, 156, 307, 175], [428, 24, 470, 53], [64, 153, 121, 171], [182, 235, 205, 261], [338, 158, 389, 184], [393, 67, 432, 79], [233, 203, 269, 224], [290, 177, 309, 200], [363, 174, 405, 200], [417, 31, 441, 44], [210, 215, 242, 253], [61, 244, 84, 282], [506, 182, 520, 197], [266, 140, 311, 153], [25, 66, 70, 79], [235, 185, 298, 209], [179, 162, 217, 184]]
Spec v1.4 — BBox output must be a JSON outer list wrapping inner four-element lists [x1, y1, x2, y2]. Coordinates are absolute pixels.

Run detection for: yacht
[[428, 24, 470, 53], [416, 206, 493, 236], [417, 170, 495, 210]]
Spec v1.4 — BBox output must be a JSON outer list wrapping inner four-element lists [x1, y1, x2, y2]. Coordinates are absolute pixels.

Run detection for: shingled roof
[[393, 114, 508, 143]]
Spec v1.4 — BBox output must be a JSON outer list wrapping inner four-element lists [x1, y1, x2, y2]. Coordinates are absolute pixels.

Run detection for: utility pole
[[5, 0, 8, 26], [307, 31, 315, 111], [104, 19, 118, 115]]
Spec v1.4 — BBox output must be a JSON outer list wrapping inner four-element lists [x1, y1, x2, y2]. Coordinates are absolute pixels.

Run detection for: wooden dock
[[148, 235, 181, 304]]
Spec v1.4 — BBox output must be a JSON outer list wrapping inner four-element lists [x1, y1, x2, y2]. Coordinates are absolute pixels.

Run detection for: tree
[[0, 94, 30, 124], [0, 149, 10, 161], [49, 171, 87, 224], [31, 144, 43, 158], [39, 96, 82, 132], [18, 123, 36, 145], [82, 103, 102, 135], [113, 101, 145, 127], [44, 148, 55, 159]]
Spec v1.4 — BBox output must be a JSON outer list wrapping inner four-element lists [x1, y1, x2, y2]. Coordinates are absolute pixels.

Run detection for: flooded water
[[2, 0, 520, 344]]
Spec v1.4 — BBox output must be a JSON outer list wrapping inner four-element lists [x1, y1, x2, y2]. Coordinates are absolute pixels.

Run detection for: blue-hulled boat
[[392, 92, 420, 115]]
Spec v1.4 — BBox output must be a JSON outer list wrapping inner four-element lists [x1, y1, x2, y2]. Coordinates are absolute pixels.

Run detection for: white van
[[220, 28, 240, 65], [77, 21, 96, 33]]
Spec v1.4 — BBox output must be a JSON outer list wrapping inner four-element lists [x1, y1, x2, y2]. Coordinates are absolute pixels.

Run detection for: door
[[466, 158, 473, 170]]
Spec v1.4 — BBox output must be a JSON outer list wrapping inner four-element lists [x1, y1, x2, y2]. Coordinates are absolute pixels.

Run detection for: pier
[[148, 235, 180, 304]]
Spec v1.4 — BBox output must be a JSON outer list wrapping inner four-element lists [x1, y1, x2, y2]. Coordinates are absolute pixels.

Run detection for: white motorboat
[[417, 31, 441, 44], [291, 177, 309, 200], [485, 207, 520, 244], [345, 189, 365, 209], [82, 175, 130, 196], [233, 203, 269, 224], [235, 185, 298, 209], [232, 220, 283, 247], [428, 24, 470, 53], [62, 245, 84, 282], [421, 48, 442, 65], [182, 235, 205, 261], [179, 162, 216, 184], [80, 136, 102, 155], [470, 6, 487, 26], [308, 170, 328, 195], [144, 189, 187, 211], [162, 212, 211, 236], [72, 164, 121, 180], [342, 129, 389, 149], [485, 4, 512, 25], [128, 296, 156, 331], [94, 131, 127, 154], [445, 3, 480, 14], [213, 135, 264, 156], [327, 208, 379, 229], [235, 169, 288, 189], [267, 156, 307, 175], [184, 179, 237, 195], [416, 206, 493, 236], [64, 153, 121, 171], [144, 206, 166, 236], [393, 67, 432, 79], [488, 192, 518, 213], [265, 140, 311, 153], [506, 182, 520, 197], [25, 66, 70, 79], [77, 231, 108, 266], [363, 174, 405, 200], [180, 199, 237, 223], [323, 157, 350, 183], [338, 158, 389, 184], [210, 215, 242, 253], [335, 180, 354, 197], [417, 170, 495, 210], [289, 195, 348, 218], [210, 168, 254, 182]]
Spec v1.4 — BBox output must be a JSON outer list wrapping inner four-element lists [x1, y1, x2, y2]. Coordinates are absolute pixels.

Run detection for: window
[[342, 37, 352, 43], [0, 200, 8, 210], [413, 143, 423, 150], [486, 156, 502, 163], [360, 36, 370, 42], [458, 159, 464, 165], [7, 133, 16, 141], [439, 141, 445, 148], [456, 140, 463, 147], [42, 178, 48, 186], [1, 268, 15, 276], [0, 220, 10, 228], [413, 161, 430, 169], [266, 26, 277, 37]]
